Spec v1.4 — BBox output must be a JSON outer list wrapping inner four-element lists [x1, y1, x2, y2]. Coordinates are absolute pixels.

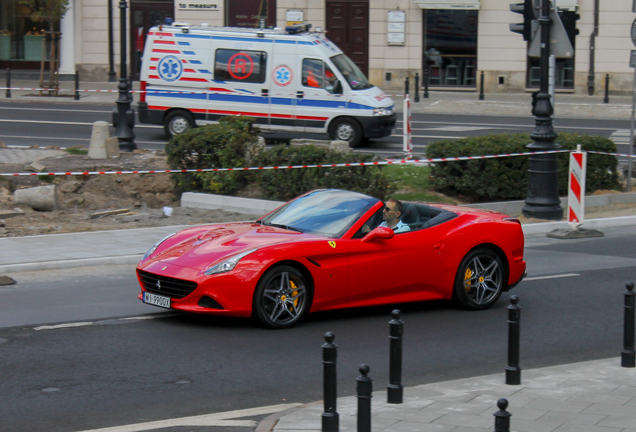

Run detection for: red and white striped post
[[403, 96, 413, 157], [567, 145, 587, 228]]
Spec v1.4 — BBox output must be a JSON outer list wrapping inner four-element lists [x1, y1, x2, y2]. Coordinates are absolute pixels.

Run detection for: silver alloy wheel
[[462, 254, 503, 305], [335, 123, 354, 141], [259, 269, 307, 327], [170, 116, 190, 135]]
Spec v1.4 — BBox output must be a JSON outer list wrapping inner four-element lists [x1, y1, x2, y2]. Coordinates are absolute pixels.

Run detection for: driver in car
[[379, 199, 410, 233], [361, 198, 410, 235]]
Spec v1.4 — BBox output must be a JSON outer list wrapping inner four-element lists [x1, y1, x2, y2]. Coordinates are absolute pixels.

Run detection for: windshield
[[260, 189, 379, 238], [331, 54, 373, 90]]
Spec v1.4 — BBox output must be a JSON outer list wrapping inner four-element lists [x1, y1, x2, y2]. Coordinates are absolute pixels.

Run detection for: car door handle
[[261, 89, 269, 97], [433, 242, 444, 250], [296, 91, 304, 99]]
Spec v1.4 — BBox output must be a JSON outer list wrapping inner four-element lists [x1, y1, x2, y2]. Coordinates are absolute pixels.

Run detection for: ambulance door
[[208, 45, 271, 128], [296, 57, 347, 134], [268, 41, 300, 132]]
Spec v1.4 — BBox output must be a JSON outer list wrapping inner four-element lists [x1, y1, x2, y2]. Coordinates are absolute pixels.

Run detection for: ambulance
[[137, 23, 396, 147]]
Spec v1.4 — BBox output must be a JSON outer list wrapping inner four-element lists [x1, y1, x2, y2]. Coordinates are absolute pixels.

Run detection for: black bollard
[[356, 364, 372, 432], [74, 71, 80, 101], [493, 398, 511, 432], [405, 76, 409, 97], [479, 71, 485, 101], [322, 332, 339, 432], [6, 68, 11, 99], [622, 282, 635, 368], [387, 309, 403, 404], [603, 74, 610, 104], [424, 67, 429, 99], [505, 296, 521, 385], [414, 73, 420, 103]]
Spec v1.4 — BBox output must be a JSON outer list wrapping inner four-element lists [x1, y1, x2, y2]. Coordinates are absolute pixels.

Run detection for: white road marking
[[0, 119, 161, 129], [73, 403, 300, 432], [0, 106, 111, 113], [524, 273, 580, 281], [34, 315, 164, 331]]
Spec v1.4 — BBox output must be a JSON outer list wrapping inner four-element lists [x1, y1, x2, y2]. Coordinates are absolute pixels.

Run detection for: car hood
[[355, 86, 394, 108], [149, 222, 322, 271]]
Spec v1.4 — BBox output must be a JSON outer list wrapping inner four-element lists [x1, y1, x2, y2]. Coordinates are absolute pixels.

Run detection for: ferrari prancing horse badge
[[328, 241, 336, 249]]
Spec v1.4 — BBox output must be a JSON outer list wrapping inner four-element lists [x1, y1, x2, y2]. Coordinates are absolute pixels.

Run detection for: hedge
[[424, 133, 619, 202]]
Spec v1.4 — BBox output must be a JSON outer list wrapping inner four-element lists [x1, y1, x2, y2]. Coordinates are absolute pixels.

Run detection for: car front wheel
[[253, 265, 310, 329], [453, 248, 504, 310], [329, 117, 363, 148]]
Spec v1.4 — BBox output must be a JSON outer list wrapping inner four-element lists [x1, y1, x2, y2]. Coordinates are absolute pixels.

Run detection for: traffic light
[[559, 10, 580, 46], [510, 0, 534, 41]]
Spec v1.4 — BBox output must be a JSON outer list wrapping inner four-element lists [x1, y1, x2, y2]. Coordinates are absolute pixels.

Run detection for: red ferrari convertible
[[136, 189, 526, 328]]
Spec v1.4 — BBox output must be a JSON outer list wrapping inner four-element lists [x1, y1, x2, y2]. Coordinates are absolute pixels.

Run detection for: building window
[[526, 10, 577, 89], [0, 0, 56, 65], [422, 9, 478, 88]]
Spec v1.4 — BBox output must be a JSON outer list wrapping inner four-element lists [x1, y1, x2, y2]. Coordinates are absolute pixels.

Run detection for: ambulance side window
[[214, 49, 267, 83], [302, 59, 337, 93]]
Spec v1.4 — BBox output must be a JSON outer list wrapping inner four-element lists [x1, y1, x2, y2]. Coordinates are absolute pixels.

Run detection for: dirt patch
[[0, 152, 253, 237]]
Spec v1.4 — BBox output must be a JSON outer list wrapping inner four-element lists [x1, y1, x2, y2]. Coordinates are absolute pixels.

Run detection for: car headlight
[[204, 248, 257, 275], [142, 232, 176, 261], [373, 107, 393, 116]]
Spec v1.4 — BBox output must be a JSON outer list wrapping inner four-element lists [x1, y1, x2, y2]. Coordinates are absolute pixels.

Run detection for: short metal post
[[322, 332, 339, 432], [6, 68, 11, 98], [414, 73, 420, 103], [405, 76, 409, 96], [74, 71, 80, 100], [493, 398, 511, 432], [387, 309, 403, 404], [505, 296, 521, 385], [603, 74, 610, 104], [424, 67, 429, 99], [622, 282, 635, 368], [479, 71, 485, 101], [356, 364, 372, 432]]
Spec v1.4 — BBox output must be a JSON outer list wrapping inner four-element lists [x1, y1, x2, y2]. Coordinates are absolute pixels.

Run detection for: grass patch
[[65, 147, 88, 155], [383, 164, 456, 203]]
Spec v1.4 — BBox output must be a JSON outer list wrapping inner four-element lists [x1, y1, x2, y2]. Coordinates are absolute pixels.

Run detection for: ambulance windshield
[[331, 54, 373, 90]]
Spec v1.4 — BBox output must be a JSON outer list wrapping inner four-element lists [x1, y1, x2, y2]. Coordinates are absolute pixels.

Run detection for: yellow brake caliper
[[464, 268, 473, 292], [290, 280, 299, 309]]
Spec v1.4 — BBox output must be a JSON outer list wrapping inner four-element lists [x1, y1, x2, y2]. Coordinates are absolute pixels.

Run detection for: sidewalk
[[0, 77, 633, 119], [259, 357, 636, 432]]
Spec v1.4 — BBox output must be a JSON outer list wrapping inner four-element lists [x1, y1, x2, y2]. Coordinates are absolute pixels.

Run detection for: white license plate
[[143, 292, 171, 309]]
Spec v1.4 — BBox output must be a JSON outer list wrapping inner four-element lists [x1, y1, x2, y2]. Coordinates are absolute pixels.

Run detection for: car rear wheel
[[164, 110, 194, 138], [453, 248, 504, 310], [253, 265, 310, 329], [329, 117, 363, 148]]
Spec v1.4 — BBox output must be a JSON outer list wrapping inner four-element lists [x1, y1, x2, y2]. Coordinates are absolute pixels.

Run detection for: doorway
[[325, 0, 369, 77], [129, 0, 174, 81]]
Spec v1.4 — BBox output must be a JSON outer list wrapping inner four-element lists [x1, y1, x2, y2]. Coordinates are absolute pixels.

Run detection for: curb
[[0, 254, 143, 274], [254, 402, 320, 432]]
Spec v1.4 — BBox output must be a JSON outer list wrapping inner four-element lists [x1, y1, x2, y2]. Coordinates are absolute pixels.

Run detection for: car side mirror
[[361, 226, 395, 243], [333, 80, 343, 94]]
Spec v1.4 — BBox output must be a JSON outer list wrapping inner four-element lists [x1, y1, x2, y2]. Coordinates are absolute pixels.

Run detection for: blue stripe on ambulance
[[147, 89, 374, 110]]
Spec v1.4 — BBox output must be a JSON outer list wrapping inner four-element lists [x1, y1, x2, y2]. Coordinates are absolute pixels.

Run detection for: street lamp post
[[108, 0, 116, 82], [112, 0, 137, 152], [522, 0, 563, 221]]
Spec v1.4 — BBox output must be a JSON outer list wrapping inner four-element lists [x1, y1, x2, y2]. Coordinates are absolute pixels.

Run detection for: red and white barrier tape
[[0, 149, 569, 177]]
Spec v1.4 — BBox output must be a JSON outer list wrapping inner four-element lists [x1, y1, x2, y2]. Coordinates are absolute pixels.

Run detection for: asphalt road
[[0, 101, 630, 158], [1, 226, 636, 431]]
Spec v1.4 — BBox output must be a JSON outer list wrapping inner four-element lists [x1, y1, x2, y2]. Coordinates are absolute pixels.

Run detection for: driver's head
[[383, 199, 404, 221]]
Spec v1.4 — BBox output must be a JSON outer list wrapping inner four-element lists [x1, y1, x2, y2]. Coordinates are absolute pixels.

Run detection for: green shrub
[[253, 144, 392, 201], [165, 116, 259, 195], [425, 133, 619, 202], [165, 115, 393, 201]]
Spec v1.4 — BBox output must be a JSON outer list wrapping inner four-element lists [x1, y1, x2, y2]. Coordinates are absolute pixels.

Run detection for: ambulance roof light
[[286, 23, 312, 34]]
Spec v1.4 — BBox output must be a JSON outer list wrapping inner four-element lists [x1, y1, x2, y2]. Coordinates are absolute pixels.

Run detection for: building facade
[[0, 0, 633, 95]]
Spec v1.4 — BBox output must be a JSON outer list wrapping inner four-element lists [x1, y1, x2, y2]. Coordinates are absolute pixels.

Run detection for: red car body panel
[[136, 190, 526, 319]]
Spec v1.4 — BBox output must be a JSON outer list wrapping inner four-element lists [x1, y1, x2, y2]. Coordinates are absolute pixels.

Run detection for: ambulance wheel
[[164, 110, 194, 138], [330, 118, 363, 148]]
